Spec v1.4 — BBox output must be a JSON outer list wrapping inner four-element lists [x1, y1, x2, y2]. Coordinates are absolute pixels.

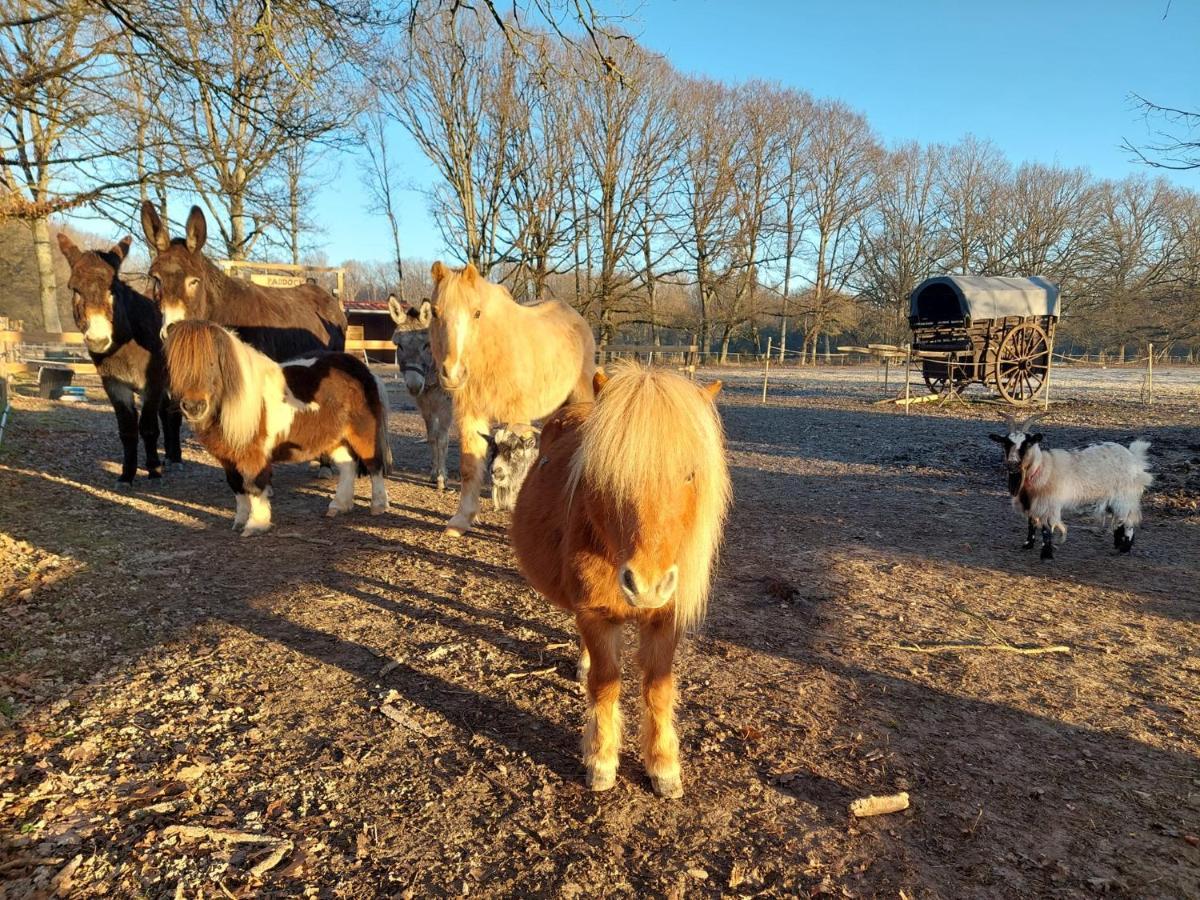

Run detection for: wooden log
[[849, 792, 910, 818]]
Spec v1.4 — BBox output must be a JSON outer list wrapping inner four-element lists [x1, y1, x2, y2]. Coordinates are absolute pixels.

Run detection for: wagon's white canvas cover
[[909, 275, 1059, 320]]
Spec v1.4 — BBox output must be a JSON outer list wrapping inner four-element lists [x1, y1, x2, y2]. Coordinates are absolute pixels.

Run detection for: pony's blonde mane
[[568, 360, 731, 632], [166, 321, 282, 451]]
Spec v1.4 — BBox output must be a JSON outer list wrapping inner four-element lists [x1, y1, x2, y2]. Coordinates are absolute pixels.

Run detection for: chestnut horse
[[140, 202, 346, 359], [510, 363, 731, 798], [428, 261, 595, 535], [56, 233, 182, 483], [165, 321, 392, 536]]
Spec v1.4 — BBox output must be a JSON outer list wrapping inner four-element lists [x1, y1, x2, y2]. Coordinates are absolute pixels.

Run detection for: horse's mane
[[568, 360, 731, 632], [166, 321, 278, 451]]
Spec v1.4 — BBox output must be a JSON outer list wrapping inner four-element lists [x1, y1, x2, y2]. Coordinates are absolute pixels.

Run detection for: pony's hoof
[[115, 478, 134, 491], [241, 523, 271, 537], [370, 503, 388, 516], [437, 476, 446, 492], [650, 774, 684, 800], [326, 504, 352, 518], [232, 521, 246, 532], [586, 766, 617, 793], [147, 468, 163, 479], [445, 514, 472, 537]]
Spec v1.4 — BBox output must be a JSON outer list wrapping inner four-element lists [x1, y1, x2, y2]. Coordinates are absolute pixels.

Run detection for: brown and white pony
[[140, 202, 347, 359], [510, 363, 731, 798], [389, 296, 452, 490], [56, 233, 182, 483], [165, 321, 392, 536], [427, 261, 595, 535]]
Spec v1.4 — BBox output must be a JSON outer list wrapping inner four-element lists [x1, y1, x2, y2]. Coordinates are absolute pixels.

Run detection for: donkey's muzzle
[[181, 398, 208, 420]]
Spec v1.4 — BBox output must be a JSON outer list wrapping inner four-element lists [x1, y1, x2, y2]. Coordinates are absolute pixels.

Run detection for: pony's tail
[[373, 372, 393, 477]]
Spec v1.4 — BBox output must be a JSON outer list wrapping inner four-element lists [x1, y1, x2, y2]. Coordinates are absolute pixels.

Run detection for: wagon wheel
[[922, 360, 967, 395], [994, 322, 1051, 404]]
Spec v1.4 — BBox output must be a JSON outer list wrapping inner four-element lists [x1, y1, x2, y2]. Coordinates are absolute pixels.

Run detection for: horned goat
[[989, 413, 1152, 560], [483, 424, 540, 512]]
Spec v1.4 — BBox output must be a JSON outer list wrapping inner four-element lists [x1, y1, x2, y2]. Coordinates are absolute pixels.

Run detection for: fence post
[[904, 343, 912, 415], [761, 336, 772, 404], [1147, 342, 1154, 405]]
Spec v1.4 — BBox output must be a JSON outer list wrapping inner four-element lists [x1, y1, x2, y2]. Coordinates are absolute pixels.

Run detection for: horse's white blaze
[[84, 312, 113, 350]]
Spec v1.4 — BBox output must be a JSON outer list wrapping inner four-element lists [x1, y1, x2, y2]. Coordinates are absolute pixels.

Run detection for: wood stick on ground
[[504, 665, 558, 680], [850, 792, 910, 818], [890, 641, 1071, 656], [249, 839, 294, 879], [164, 825, 284, 844], [379, 703, 429, 736]]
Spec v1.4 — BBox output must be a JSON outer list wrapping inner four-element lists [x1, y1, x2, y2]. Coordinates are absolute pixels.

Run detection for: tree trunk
[[31, 217, 62, 332], [719, 326, 732, 364]]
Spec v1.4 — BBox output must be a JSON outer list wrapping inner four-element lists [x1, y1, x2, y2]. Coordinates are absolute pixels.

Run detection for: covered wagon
[[909, 275, 1059, 404]]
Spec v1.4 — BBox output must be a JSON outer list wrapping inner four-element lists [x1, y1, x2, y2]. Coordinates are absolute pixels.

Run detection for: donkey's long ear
[[431, 261, 448, 283], [141, 200, 169, 253], [387, 295, 405, 325], [56, 232, 82, 265], [417, 299, 433, 327], [185, 206, 207, 253], [592, 370, 608, 395], [111, 236, 133, 267], [702, 379, 723, 400]]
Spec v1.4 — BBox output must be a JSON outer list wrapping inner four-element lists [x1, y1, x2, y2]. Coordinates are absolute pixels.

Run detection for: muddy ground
[[1, 365, 1197, 898]]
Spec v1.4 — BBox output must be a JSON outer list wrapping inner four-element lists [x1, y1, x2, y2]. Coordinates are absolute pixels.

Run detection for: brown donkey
[[140, 202, 347, 360], [56, 232, 182, 483]]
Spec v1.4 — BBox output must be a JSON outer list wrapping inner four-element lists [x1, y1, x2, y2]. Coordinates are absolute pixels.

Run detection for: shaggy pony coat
[[427, 261, 595, 534], [511, 362, 731, 798], [166, 321, 391, 535]]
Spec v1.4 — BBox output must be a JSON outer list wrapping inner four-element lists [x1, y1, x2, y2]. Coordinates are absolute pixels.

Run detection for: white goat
[[989, 414, 1152, 560]]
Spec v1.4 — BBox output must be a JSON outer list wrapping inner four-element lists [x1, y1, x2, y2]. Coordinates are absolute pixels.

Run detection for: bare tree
[[772, 87, 814, 361], [857, 142, 949, 341], [1124, 93, 1200, 171], [795, 99, 877, 364], [358, 102, 407, 297]]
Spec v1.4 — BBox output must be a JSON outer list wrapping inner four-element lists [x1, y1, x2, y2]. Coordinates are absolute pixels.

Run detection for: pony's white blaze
[[443, 308, 470, 388], [84, 312, 113, 351]]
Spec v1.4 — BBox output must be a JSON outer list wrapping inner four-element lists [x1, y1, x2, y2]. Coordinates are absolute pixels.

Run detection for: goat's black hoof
[[1040, 546, 1055, 561], [1119, 537, 1134, 554], [115, 477, 134, 490], [1022, 539, 1036, 550], [147, 468, 163, 479]]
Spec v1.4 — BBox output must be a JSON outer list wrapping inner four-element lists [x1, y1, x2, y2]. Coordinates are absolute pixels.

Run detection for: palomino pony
[[140, 202, 347, 358], [510, 363, 731, 798], [389, 296, 452, 490], [427, 261, 595, 535], [56, 233, 182, 483], [164, 321, 392, 536]]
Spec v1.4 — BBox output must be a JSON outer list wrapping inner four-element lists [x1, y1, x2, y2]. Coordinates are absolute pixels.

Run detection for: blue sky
[[314, 0, 1200, 265]]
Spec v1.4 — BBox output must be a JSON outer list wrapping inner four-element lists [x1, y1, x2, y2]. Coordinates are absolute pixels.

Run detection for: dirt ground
[[1, 364, 1197, 899]]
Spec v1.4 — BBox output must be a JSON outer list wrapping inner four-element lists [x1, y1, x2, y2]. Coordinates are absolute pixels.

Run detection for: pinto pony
[[56, 233, 182, 483], [427, 261, 595, 535], [165, 321, 391, 535], [140, 202, 346, 359], [389, 296, 452, 490], [510, 363, 731, 798]]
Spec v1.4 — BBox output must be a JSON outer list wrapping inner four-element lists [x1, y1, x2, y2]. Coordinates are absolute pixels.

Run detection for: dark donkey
[[139, 202, 347, 358], [56, 233, 182, 483]]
